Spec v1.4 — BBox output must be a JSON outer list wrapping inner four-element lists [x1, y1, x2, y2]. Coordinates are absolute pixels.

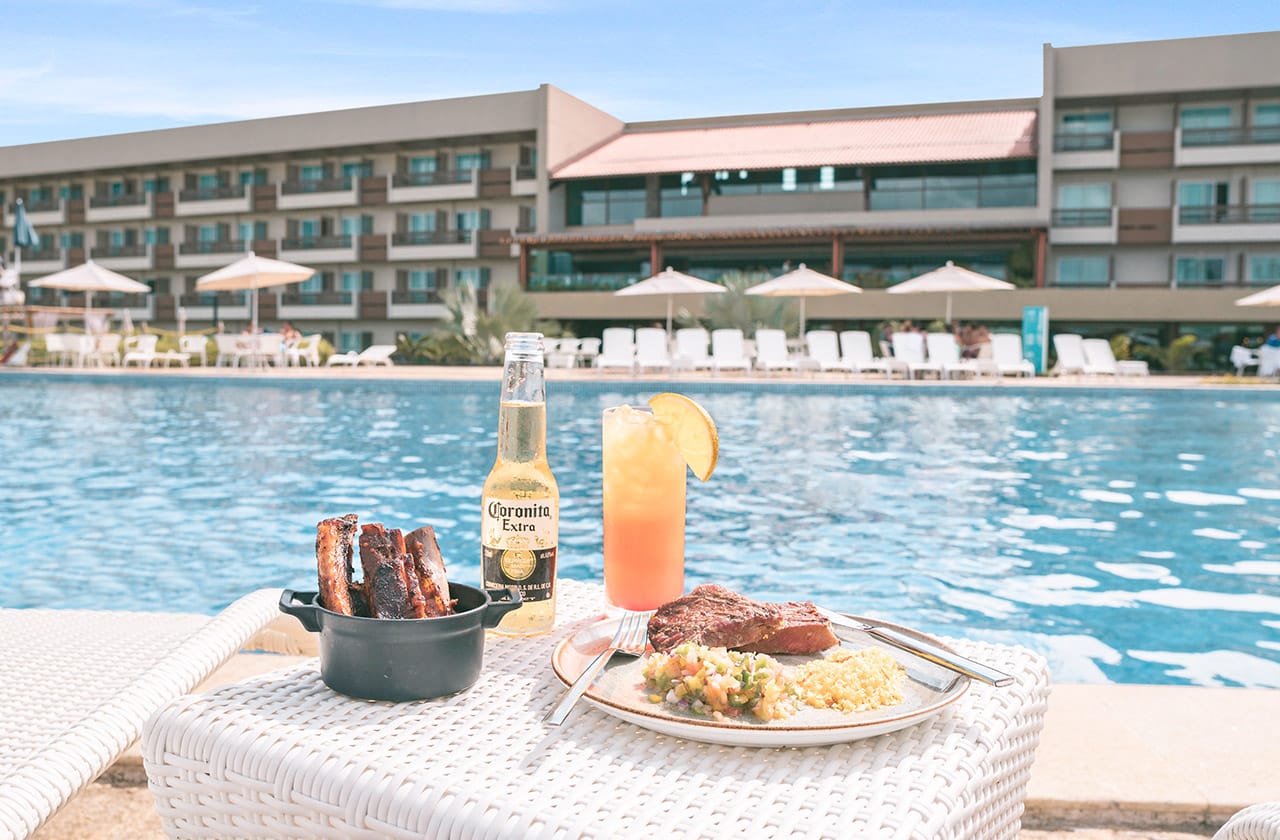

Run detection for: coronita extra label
[[480, 495, 558, 602]]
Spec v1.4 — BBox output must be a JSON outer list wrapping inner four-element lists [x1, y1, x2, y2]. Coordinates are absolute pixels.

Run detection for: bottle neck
[[496, 347, 547, 463]]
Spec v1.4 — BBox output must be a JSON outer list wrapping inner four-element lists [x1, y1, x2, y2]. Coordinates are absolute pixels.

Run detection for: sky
[[2, 1, 1277, 146]]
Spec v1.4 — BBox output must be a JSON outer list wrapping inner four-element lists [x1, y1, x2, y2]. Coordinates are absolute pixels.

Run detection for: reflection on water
[[1, 376, 1279, 688]]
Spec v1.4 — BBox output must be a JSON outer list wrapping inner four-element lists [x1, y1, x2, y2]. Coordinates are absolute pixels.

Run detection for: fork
[[545, 609, 652, 726]]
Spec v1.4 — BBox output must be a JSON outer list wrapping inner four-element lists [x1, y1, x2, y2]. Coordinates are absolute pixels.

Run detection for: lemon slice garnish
[[648, 392, 719, 481]]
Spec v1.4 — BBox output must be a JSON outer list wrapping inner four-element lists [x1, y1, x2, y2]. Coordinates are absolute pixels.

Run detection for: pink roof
[[553, 110, 1038, 179]]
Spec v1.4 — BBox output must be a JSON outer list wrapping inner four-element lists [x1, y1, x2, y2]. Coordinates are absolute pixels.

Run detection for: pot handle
[[480, 587, 523, 628], [278, 589, 322, 633]]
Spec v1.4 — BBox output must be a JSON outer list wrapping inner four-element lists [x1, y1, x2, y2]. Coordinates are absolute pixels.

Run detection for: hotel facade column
[[831, 235, 844, 280], [650, 239, 662, 274], [1034, 230, 1047, 288], [518, 243, 529, 288]]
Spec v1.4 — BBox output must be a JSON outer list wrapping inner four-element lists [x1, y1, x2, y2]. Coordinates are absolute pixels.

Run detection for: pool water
[[2, 374, 1278, 688]]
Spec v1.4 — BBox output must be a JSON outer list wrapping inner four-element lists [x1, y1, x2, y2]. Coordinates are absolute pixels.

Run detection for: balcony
[[175, 184, 251, 216], [1052, 130, 1120, 169], [176, 239, 249, 268], [527, 272, 640, 292], [89, 243, 152, 270], [1175, 126, 1280, 166], [1172, 204, 1280, 243], [278, 234, 357, 264], [86, 192, 154, 222], [177, 291, 251, 321], [278, 290, 358, 320], [387, 169, 480, 203], [512, 165, 537, 196], [386, 289, 450, 319], [277, 177, 358, 210], [387, 229, 477, 260], [100, 292, 155, 322], [1048, 207, 1118, 245], [5, 198, 67, 228], [16, 248, 66, 275]]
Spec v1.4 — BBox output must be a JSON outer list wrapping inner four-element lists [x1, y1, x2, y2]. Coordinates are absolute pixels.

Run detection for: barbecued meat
[[406, 526, 454, 616], [315, 514, 358, 615], [359, 524, 428, 619], [737, 601, 838, 655], [647, 584, 784, 652]]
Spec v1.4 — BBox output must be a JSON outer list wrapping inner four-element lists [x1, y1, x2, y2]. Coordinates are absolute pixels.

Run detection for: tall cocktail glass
[[601, 405, 686, 611]]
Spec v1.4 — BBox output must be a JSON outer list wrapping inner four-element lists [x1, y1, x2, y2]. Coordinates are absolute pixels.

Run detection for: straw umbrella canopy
[[886, 260, 1015, 325], [195, 251, 315, 338], [28, 259, 150, 313], [614, 266, 726, 335], [744, 263, 862, 335], [1235, 285, 1280, 308]]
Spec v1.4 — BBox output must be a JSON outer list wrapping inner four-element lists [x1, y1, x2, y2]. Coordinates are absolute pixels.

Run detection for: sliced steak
[[647, 584, 783, 652], [737, 601, 838, 655]]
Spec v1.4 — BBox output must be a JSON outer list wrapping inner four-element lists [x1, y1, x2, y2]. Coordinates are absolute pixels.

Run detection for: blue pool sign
[[1022, 306, 1049, 374]]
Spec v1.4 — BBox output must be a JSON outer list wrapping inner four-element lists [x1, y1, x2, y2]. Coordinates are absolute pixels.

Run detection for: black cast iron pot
[[279, 582, 521, 702]]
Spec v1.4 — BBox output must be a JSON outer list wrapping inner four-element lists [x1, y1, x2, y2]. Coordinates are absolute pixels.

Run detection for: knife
[[816, 607, 1015, 687]]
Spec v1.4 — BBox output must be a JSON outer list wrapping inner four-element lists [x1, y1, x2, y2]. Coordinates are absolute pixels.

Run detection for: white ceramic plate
[[550, 612, 970, 747]]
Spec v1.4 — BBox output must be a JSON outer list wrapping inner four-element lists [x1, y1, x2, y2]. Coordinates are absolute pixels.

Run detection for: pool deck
[[18, 362, 1280, 837]]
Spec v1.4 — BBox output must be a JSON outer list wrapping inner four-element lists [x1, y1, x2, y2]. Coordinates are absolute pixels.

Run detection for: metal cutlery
[[545, 609, 652, 726], [816, 607, 1015, 687]]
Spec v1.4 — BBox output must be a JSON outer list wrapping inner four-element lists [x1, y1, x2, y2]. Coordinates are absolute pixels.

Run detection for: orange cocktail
[[602, 405, 687, 610]]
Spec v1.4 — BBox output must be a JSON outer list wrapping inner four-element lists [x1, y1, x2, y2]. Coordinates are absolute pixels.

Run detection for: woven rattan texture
[[1214, 802, 1280, 840], [143, 580, 1051, 840], [0, 589, 282, 840]]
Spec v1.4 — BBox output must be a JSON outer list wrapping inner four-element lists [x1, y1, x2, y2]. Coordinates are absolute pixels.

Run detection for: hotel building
[[1, 30, 1277, 351]]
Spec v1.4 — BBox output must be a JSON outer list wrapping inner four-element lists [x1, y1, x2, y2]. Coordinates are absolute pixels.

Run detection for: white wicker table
[[142, 580, 1051, 840]]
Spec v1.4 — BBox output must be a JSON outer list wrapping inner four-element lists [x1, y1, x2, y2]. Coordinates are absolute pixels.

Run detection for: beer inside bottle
[[481, 332, 559, 635]]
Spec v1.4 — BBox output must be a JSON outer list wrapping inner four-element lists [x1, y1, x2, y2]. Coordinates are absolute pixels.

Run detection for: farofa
[[793, 648, 906, 712]]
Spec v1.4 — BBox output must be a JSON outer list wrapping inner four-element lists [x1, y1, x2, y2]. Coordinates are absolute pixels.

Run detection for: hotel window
[[297, 218, 322, 237], [456, 267, 490, 289], [299, 165, 326, 182], [300, 272, 324, 294], [869, 161, 1035, 210], [406, 212, 436, 232], [341, 162, 372, 180], [1058, 111, 1113, 134], [1055, 256, 1110, 287], [340, 270, 372, 292], [339, 331, 371, 354], [1174, 256, 1226, 286], [455, 209, 490, 231], [144, 227, 169, 245], [59, 232, 83, 248], [407, 156, 438, 173], [1249, 255, 1280, 285], [455, 152, 490, 171], [781, 168, 798, 191], [659, 173, 702, 217], [406, 269, 437, 290], [819, 166, 836, 190], [59, 184, 83, 200], [340, 216, 372, 237], [197, 224, 220, 242], [1253, 180, 1280, 209], [1181, 106, 1233, 129], [196, 174, 221, 190], [1178, 181, 1230, 223], [143, 177, 169, 194], [567, 178, 646, 226], [1055, 184, 1112, 225], [239, 169, 267, 186], [238, 221, 267, 241]]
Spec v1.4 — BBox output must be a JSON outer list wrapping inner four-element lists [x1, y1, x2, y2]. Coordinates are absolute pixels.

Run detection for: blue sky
[[3, 1, 1276, 145]]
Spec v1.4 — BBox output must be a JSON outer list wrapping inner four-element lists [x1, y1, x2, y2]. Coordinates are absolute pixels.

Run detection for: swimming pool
[[2, 373, 1278, 688]]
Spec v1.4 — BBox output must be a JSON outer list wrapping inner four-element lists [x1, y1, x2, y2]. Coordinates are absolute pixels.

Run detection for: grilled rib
[[315, 514, 358, 616], [406, 526, 454, 616]]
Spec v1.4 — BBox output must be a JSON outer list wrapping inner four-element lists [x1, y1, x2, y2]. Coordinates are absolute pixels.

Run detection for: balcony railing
[[391, 229, 474, 246], [1178, 204, 1280, 225], [280, 234, 353, 250], [280, 177, 353, 195], [179, 239, 247, 255], [391, 289, 443, 304], [91, 243, 149, 258], [528, 272, 640, 292], [1181, 125, 1280, 147], [1051, 208, 1113, 227], [1053, 132, 1115, 152], [89, 193, 149, 208], [14, 198, 61, 213], [178, 184, 246, 201], [391, 169, 475, 188], [515, 165, 537, 180], [24, 248, 62, 261], [178, 292, 247, 307], [101, 293, 152, 307], [280, 291, 354, 306]]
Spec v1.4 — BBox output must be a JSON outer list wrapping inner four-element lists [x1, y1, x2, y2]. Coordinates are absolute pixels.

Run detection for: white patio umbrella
[[613, 266, 726, 335], [195, 251, 315, 338], [1235, 285, 1280, 308], [886, 260, 1015, 325], [744, 263, 862, 335], [27, 259, 151, 314]]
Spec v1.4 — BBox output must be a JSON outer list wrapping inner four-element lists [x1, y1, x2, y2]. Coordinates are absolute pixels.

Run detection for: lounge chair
[[991, 333, 1035, 377], [91, 334, 122, 367], [634, 328, 672, 373], [595, 328, 635, 373], [1081, 338, 1149, 376], [755, 329, 798, 375], [840, 331, 907, 379], [673, 328, 713, 371], [176, 335, 207, 367], [285, 334, 322, 367], [805, 330, 853, 373], [1214, 801, 1280, 839], [213, 335, 243, 367], [0, 589, 281, 839], [710, 328, 751, 375], [122, 335, 160, 367], [1051, 334, 1089, 376], [577, 337, 600, 368], [547, 338, 579, 369], [925, 333, 980, 379], [891, 332, 942, 379], [1260, 345, 1280, 378], [326, 344, 397, 367], [1230, 345, 1260, 376]]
